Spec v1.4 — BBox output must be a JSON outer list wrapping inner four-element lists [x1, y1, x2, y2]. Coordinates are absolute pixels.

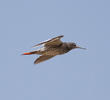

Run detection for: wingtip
[[34, 61, 39, 64], [59, 35, 64, 37]]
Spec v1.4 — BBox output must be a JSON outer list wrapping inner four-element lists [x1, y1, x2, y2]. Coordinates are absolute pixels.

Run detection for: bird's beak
[[76, 46, 86, 50]]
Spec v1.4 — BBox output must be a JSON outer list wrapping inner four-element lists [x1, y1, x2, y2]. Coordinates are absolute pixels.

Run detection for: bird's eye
[[73, 43, 76, 46]]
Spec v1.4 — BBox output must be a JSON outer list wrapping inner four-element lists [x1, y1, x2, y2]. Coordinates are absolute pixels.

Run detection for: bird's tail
[[22, 51, 38, 55]]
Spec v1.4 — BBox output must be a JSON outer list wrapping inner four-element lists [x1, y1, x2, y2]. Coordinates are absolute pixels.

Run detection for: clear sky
[[0, 0, 110, 100]]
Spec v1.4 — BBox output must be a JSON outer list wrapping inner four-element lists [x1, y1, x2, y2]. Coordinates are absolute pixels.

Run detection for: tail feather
[[22, 51, 38, 55]]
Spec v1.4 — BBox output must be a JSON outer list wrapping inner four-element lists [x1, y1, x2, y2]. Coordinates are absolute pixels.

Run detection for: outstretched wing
[[34, 55, 54, 64], [33, 35, 64, 47]]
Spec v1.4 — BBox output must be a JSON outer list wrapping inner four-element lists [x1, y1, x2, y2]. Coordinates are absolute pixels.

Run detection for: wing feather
[[34, 55, 54, 64], [33, 35, 64, 47]]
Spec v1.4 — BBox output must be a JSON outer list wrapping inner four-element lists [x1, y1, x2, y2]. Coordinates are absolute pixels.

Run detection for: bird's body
[[22, 35, 86, 64], [34, 42, 72, 55]]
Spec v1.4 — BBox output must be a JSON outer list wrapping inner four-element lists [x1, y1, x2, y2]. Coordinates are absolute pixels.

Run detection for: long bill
[[76, 46, 86, 50]]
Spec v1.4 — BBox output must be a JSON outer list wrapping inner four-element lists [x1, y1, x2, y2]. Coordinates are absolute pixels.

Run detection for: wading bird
[[22, 35, 86, 64]]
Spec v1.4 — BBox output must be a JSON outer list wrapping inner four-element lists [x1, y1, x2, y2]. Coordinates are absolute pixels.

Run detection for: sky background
[[0, 0, 110, 100]]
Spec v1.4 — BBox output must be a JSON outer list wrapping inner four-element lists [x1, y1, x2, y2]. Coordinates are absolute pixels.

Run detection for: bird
[[22, 35, 86, 64]]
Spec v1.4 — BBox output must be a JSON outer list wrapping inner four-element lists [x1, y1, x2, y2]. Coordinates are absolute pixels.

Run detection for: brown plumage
[[22, 35, 86, 64]]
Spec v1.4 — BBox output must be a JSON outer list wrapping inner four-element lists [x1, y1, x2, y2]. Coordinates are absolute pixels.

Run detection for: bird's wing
[[33, 35, 64, 47], [34, 55, 54, 64]]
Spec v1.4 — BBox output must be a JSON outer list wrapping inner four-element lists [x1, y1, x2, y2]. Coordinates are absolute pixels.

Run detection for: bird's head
[[68, 42, 86, 50]]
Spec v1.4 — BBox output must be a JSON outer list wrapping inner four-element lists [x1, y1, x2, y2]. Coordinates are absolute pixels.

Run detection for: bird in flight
[[22, 35, 86, 64]]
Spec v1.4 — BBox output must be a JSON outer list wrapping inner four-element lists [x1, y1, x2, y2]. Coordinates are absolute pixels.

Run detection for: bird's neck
[[63, 42, 73, 51]]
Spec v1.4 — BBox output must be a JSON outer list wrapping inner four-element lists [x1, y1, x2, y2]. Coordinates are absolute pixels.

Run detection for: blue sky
[[0, 0, 110, 100]]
